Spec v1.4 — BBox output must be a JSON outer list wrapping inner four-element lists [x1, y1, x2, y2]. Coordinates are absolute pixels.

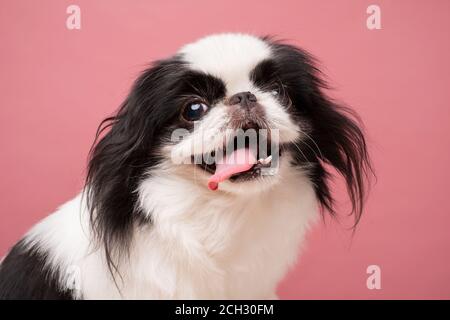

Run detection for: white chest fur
[[127, 170, 318, 299], [25, 171, 317, 299]]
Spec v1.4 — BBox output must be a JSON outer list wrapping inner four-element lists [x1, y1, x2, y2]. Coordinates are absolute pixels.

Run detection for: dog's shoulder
[[0, 239, 74, 300]]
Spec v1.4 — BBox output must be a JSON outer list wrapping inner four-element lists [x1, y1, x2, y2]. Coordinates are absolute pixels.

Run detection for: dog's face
[[86, 33, 371, 259], [162, 34, 303, 194]]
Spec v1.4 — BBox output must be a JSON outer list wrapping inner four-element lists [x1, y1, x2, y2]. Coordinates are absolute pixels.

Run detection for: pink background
[[1, 0, 450, 299]]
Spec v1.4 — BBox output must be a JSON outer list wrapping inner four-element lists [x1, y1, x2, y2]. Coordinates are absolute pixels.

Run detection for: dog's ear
[[300, 63, 373, 227], [270, 41, 373, 225], [308, 94, 373, 226], [85, 57, 184, 279]]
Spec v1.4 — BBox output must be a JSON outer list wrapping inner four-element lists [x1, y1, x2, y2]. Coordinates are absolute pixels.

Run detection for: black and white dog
[[0, 33, 371, 299]]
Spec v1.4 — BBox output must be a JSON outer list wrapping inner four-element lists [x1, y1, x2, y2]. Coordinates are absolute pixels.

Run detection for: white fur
[[16, 34, 320, 299], [180, 33, 271, 90], [23, 164, 317, 299]]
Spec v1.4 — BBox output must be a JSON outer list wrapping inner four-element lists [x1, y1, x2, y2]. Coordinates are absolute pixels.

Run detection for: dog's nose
[[228, 91, 257, 109]]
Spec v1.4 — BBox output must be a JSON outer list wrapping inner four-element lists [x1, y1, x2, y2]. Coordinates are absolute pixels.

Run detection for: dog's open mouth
[[192, 135, 281, 191]]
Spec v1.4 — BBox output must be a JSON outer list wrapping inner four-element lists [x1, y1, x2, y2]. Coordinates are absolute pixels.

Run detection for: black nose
[[228, 91, 257, 108]]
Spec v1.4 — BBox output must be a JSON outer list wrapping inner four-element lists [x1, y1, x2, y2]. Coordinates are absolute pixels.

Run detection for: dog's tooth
[[259, 155, 272, 165]]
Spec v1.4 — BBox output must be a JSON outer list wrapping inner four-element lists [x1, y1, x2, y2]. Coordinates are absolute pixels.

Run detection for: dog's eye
[[270, 83, 282, 97], [182, 102, 209, 121]]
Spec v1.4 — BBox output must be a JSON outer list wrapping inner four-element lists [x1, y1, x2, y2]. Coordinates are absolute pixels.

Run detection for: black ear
[[269, 41, 373, 225], [303, 65, 374, 227], [85, 57, 185, 279], [308, 94, 373, 226]]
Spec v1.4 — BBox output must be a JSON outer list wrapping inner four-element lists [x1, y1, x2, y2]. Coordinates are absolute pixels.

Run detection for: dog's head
[[86, 33, 372, 269]]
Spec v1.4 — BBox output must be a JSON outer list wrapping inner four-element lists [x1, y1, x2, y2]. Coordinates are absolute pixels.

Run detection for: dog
[[0, 33, 371, 299]]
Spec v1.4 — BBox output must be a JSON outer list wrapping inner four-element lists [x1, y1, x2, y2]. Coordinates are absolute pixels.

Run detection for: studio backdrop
[[1, 0, 449, 299]]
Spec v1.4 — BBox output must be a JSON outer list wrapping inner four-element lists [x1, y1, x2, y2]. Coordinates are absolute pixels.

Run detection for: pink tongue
[[207, 148, 257, 191]]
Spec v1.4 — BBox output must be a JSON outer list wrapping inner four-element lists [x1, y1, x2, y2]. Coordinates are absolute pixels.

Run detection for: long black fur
[[266, 41, 373, 224], [0, 240, 74, 299]]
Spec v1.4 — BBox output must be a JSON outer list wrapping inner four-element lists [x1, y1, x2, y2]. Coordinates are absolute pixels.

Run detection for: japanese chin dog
[[0, 33, 372, 299]]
